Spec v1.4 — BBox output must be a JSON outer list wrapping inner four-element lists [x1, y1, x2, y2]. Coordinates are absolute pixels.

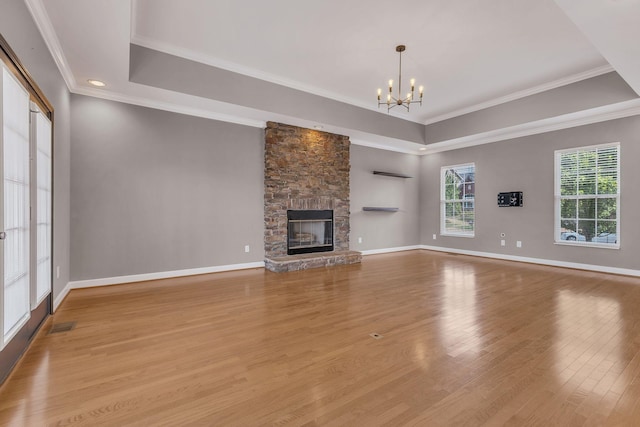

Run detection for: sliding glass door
[[31, 108, 52, 309], [1, 65, 31, 349]]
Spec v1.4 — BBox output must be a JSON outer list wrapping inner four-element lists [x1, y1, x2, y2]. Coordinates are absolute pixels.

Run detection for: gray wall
[[350, 145, 420, 251], [420, 115, 640, 270], [0, 0, 71, 301], [70, 95, 264, 281]]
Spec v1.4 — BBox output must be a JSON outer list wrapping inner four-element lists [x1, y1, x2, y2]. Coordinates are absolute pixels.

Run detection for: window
[[441, 163, 475, 237], [555, 143, 619, 247]]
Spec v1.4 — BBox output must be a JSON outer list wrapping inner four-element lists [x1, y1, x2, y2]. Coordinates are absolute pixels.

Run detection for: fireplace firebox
[[287, 210, 334, 255]]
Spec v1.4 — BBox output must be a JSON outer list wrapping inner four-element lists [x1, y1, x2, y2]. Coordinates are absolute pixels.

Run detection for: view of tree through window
[[556, 143, 619, 246], [441, 163, 475, 236]]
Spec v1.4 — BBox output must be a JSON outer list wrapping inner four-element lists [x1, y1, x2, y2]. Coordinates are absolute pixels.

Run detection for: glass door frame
[[0, 32, 54, 384]]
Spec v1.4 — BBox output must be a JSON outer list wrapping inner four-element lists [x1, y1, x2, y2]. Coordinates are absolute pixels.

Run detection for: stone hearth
[[265, 251, 362, 273], [264, 122, 361, 272]]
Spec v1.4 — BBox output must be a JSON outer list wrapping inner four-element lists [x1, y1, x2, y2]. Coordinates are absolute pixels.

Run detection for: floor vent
[[369, 332, 383, 340], [49, 321, 76, 334]]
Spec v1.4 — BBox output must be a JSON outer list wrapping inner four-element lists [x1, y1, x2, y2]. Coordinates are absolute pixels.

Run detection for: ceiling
[[24, 0, 640, 149]]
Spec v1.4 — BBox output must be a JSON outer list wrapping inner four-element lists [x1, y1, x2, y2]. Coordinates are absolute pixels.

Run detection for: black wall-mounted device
[[497, 191, 523, 207]]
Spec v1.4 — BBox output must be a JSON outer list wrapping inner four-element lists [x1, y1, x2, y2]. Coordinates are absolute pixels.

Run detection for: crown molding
[[24, 0, 76, 90], [423, 64, 615, 125], [350, 138, 422, 155], [22, 0, 267, 130], [73, 86, 266, 128], [421, 97, 640, 154], [129, 34, 426, 125], [25, 0, 635, 157]]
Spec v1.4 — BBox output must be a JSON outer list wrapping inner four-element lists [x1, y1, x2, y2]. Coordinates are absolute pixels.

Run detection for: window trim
[[440, 162, 475, 238], [554, 142, 620, 249]]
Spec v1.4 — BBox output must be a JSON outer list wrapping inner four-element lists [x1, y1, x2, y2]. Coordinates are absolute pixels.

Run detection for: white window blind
[[555, 143, 619, 247], [2, 66, 31, 346], [441, 163, 475, 237], [33, 110, 51, 307]]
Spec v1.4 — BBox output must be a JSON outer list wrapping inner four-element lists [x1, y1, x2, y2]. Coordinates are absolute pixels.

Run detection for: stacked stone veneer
[[264, 122, 361, 271]]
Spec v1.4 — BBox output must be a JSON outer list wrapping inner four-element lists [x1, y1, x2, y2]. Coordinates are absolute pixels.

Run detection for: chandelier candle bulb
[[410, 78, 415, 92], [377, 88, 381, 100]]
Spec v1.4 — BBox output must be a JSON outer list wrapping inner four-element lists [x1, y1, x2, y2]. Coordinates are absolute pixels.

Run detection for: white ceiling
[[24, 0, 640, 147]]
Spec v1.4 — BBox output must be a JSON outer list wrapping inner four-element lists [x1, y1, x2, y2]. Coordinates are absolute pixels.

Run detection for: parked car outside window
[[591, 232, 617, 244], [560, 231, 587, 241]]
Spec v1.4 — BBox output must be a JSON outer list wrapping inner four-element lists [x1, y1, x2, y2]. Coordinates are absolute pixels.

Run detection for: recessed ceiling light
[[419, 147, 427, 151], [87, 79, 106, 87]]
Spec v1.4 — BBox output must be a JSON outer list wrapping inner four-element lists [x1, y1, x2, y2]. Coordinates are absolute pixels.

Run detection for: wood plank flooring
[[2, 250, 640, 426]]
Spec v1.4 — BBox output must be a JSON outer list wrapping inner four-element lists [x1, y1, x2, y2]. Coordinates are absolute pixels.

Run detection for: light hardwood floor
[[2, 250, 640, 426]]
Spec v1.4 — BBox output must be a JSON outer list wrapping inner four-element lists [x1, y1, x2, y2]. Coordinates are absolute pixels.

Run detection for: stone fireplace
[[264, 122, 361, 272]]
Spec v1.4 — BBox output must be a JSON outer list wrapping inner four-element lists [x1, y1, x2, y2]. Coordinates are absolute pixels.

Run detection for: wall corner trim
[[419, 245, 640, 278], [68, 261, 265, 291], [24, 0, 76, 90]]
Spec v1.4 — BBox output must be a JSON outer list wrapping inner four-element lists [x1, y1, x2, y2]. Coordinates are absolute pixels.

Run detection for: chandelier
[[377, 45, 423, 112]]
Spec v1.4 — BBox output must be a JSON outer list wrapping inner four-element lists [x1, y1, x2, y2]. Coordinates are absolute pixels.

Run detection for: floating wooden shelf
[[363, 207, 399, 212], [373, 171, 412, 179]]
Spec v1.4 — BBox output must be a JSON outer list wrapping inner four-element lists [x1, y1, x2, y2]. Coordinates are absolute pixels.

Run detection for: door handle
[[0, 231, 6, 240]]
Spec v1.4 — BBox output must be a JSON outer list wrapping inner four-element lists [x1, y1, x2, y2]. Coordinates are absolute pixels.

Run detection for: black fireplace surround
[[287, 210, 334, 255]]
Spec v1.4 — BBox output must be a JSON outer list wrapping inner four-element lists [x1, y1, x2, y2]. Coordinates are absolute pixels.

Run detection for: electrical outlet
[[433, 234, 437, 240], [358, 237, 363, 244], [244, 245, 250, 253], [516, 241, 522, 248], [501, 240, 505, 247]]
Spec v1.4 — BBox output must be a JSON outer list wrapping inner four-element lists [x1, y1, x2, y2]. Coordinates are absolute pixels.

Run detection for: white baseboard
[[68, 261, 265, 290], [53, 246, 638, 310], [53, 282, 72, 312], [419, 245, 640, 277], [360, 245, 422, 256]]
